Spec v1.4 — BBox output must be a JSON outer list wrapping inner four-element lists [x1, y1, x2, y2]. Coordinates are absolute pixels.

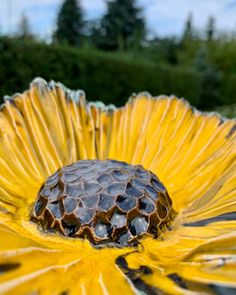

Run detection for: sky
[[0, 0, 236, 39]]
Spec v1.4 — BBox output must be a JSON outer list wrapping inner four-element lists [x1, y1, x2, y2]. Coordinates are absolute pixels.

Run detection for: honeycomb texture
[[31, 160, 176, 246]]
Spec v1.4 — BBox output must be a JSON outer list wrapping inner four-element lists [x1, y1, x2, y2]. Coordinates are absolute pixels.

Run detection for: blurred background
[[0, 0, 236, 117]]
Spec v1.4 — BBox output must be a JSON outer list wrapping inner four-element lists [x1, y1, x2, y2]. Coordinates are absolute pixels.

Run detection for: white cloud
[[81, 0, 105, 11], [0, 0, 62, 35], [144, 0, 236, 36], [0, 0, 236, 38]]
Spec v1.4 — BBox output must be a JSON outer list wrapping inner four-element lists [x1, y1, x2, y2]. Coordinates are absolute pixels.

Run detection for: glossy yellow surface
[[0, 79, 235, 294]]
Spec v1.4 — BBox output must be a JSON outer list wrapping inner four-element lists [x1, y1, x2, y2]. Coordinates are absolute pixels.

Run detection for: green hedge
[[220, 74, 236, 106], [0, 37, 202, 106]]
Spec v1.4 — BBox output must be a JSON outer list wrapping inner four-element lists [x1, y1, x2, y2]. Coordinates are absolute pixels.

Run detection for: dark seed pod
[[31, 159, 176, 247]]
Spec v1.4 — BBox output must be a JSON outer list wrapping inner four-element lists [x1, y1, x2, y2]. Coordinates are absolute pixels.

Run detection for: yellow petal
[[0, 79, 235, 294]]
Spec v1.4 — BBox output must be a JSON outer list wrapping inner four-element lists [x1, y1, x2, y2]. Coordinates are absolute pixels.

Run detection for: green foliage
[[145, 37, 180, 65], [0, 37, 201, 107], [206, 16, 216, 41], [193, 46, 222, 108], [182, 13, 194, 44], [214, 103, 236, 118], [53, 0, 84, 47], [220, 74, 236, 105], [210, 38, 236, 74], [0, 1, 235, 112], [96, 0, 146, 50], [17, 14, 35, 40]]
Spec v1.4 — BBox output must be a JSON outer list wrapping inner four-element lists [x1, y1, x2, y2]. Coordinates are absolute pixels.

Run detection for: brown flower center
[[31, 160, 176, 247]]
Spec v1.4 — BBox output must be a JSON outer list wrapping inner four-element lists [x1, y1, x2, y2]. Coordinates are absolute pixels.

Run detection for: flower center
[[31, 160, 176, 247]]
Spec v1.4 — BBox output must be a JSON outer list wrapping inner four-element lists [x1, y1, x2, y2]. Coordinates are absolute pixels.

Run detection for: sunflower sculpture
[[0, 78, 235, 295]]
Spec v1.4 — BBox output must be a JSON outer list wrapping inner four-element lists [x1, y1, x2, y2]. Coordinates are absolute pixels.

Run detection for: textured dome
[[32, 159, 175, 246]]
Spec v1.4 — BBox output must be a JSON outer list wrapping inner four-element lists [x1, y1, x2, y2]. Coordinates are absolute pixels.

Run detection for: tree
[[193, 46, 222, 108], [183, 13, 194, 41], [17, 14, 34, 40], [148, 37, 179, 65], [98, 0, 146, 50], [53, 0, 84, 47], [206, 16, 216, 41]]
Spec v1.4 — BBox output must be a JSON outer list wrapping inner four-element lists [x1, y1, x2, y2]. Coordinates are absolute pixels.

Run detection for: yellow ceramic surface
[[0, 78, 235, 294]]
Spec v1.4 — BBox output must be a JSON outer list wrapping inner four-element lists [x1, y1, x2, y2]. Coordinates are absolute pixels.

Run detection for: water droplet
[[94, 223, 111, 238], [139, 197, 155, 214], [116, 195, 137, 212], [116, 231, 132, 245], [129, 217, 149, 236], [110, 211, 126, 227]]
